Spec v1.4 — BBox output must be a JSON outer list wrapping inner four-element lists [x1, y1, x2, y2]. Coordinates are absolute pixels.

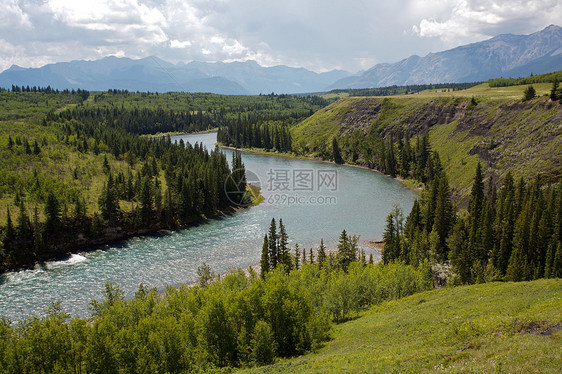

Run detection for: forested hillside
[[291, 82, 561, 199], [217, 75, 562, 285], [0, 89, 328, 273]]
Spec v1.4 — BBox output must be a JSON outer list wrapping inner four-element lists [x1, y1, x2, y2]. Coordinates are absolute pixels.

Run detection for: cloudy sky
[[0, 0, 560, 73]]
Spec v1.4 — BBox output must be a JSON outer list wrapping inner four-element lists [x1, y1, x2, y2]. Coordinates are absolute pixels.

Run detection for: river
[[0, 132, 416, 321]]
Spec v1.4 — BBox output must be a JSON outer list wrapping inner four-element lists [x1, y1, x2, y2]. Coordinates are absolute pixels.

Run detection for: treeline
[[57, 95, 326, 136], [5, 85, 90, 100], [260, 218, 374, 278], [488, 70, 562, 87], [217, 120, 292, 152], [0, 90, 331, 272], [0, 110, 247, 272], [328, 82, 480, 97], [335, 130, 443, 184], [49, 107, 219, 135], [383, 163, 562, 284], [0, 239, 431, 373]]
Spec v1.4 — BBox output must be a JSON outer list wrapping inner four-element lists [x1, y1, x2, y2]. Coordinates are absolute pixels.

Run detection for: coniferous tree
[[468, 163, 485, 271], [44, 191, 61, 235], [332, 137, 343, 164], [5, 207, 14, 245], [553, 242, 562, 278], [383, 213, 397, 264], [523, 85, 536, 101], [493, 172, 516, 275], [550, 79, 559, 100], [317, 239, 327, 266], [431, 176, 454, 261], [278, 219, 291, 270], [139, 177, 154, 226], [268, 218, 278, 269], [102, 155, 110, 174], [448, 219, 471, 283], [260, 235, 269, 279], [98, 173, 120, 222], [17, 201, 32, 241], [382, 205, 404, 264], [33, 140, 40, 155], [33, 206, 45, 255]]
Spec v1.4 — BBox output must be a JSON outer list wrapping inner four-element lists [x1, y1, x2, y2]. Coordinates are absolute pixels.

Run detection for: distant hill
[[330, 25, 562, 89], [0, 57, 351, 95], [292, 81, 561, 199]]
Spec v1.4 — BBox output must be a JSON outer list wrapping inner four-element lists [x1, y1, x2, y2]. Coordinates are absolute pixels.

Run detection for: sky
[[0, 0, 560, 73]]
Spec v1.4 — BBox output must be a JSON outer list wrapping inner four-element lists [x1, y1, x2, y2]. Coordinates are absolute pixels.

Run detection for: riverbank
[[217, 143, 423, 194], [0, 185, 264, 276], [0, 206, 234, 275], [142, 128, 219, 139]]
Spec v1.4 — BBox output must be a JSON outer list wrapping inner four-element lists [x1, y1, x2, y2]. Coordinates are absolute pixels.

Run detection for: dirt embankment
[[332, 96, 562, 183]]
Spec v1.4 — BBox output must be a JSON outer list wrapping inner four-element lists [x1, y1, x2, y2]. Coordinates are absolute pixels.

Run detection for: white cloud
[[170, 39, 192, 48], [0, 0, 559, 73], [0, 0, 31, 29], [412, 0, 562, 43]]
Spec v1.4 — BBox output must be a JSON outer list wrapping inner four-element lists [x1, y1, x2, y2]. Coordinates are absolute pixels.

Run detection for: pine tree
[[448, 219, 471, 283], [383, 213, 397, 264], [317, 238, 327, 265], [507, 206, 532, 281], [44, 191, 61, 235], [544, 239, 555, 278], [33, 140, 40, 155], [385, 136, 397, 177], [467, 162, 485, 274], [6, 207, 14, 244], [469, 162, 485, 227], [294, 243, 300, 270], [278, 219, 291, 270], [33, 206, 45, 255], [98, 173, 120, 222], [431, 176, 454, 261], [268, 218, 278, 269], [405, 199, 422, 239], [383, 205, 404, 263], [550, 79, 559, 100], [332, 137, 343, 164], [260, 235, 269, 279], [139, 177, 154, 225], [493, 172, 516, 275], [102, 155, 110, 174], [552, 242, 562, 278], [523, 85, 536, 101], [17, 201, 32, 241], [164, 188, 174, 227]]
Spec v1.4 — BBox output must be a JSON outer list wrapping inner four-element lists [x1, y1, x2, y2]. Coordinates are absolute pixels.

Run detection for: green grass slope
[[291, 85, 562, 198], [241, 279, 562, 373]]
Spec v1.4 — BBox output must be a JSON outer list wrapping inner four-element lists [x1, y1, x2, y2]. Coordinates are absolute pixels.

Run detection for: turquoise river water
[[0, 132, 416, 320]]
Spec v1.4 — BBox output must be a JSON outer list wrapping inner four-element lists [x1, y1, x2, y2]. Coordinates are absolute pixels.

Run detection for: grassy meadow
[[241, 279, 562, 373]]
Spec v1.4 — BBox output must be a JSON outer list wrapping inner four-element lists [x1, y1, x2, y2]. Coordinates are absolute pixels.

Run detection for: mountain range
[[331, 24, 562, 89], [1, 25, 560, 94], [0, 57, 350, 95]]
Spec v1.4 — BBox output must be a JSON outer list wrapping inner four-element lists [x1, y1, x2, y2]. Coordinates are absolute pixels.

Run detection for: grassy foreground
[[241, 279, 562, 373]]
